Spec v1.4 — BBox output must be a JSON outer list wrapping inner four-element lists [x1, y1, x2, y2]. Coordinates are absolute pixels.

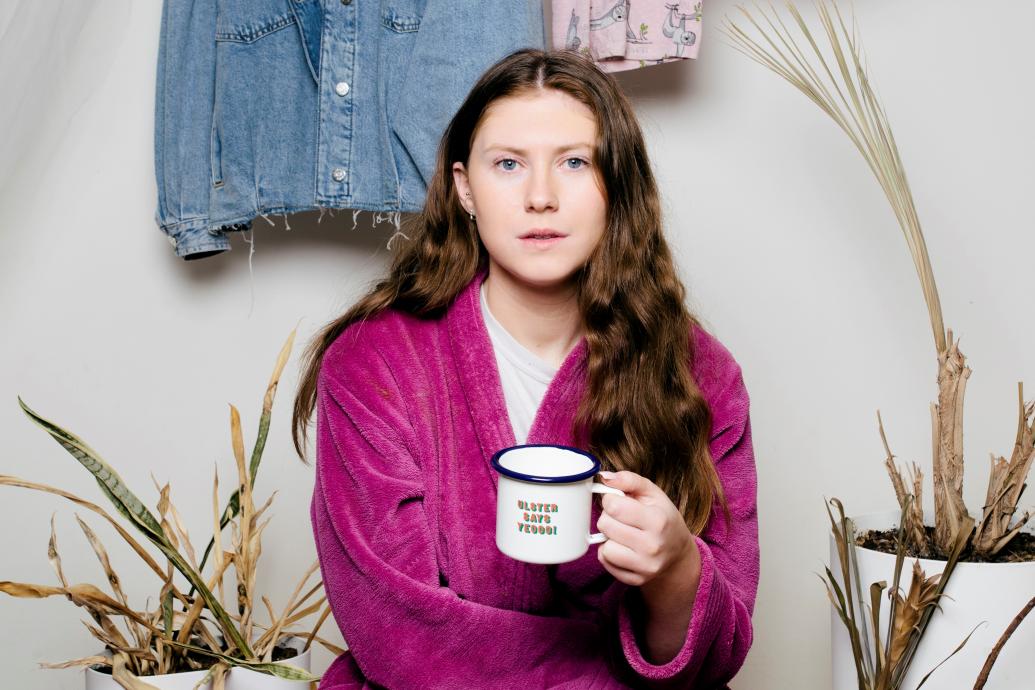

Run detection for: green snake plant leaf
[[17, 396, 164, 542], [162, 637, 320, 682]]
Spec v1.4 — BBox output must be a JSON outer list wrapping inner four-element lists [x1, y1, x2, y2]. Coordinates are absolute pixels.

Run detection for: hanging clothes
[[154, 0, 546, 260], [551, 0, 702, 73]]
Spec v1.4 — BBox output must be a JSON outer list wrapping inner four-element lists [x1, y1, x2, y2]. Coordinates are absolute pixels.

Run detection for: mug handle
[[587, 482, 626, 545]]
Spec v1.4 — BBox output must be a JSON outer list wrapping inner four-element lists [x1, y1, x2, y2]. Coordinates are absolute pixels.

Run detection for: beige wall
[[2, 2, 1033, 688]]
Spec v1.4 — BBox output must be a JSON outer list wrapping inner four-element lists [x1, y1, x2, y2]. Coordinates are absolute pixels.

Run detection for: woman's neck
[[483, 267, 583, 369]]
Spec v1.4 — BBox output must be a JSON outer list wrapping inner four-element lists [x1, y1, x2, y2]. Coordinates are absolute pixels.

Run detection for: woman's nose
[[525, 169, 558, 212]]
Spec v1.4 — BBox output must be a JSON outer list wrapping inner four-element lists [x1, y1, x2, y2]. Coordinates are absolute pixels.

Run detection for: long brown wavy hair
[[292, 48, 726, 534]]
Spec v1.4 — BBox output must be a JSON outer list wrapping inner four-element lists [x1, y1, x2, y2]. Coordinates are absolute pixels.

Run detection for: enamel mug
[[490, 444, 626, 564]]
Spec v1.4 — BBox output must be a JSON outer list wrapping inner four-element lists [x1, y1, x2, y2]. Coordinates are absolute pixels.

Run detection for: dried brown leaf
[[48, 513, 69, 588], [0, 476, 191, 608], [887, 561, 942, 675], [112, 650, 162, 690], [39, 655, 111, 669]]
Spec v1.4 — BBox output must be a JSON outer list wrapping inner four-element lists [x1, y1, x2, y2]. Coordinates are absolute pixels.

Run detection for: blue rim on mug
[[490, 443, 600, 484]]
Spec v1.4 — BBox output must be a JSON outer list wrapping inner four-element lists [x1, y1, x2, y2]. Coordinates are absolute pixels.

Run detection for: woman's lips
[[520, 236, 565, 248]]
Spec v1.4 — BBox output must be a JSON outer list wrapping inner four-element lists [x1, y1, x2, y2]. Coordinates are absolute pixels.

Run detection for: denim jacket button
[[332, 168, 346, 182], [341, 0, 351, 4], [335, 82, 350, 97]]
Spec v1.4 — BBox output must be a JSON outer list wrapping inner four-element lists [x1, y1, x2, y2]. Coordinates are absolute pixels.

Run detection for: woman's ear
[[452, 162, 474, 214], [452, 162, 469, 197]]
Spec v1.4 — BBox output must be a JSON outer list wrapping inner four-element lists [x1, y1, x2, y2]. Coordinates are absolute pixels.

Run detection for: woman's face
[[452, 89, 608, 292]]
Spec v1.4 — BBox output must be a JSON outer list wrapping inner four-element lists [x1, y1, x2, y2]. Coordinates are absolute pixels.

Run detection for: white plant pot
[[84, 636, 312, 690], [831, 510, 1035, 690]]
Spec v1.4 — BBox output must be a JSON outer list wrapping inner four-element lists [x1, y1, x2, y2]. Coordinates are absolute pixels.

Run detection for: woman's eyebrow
[[483, 143, 594, 154]]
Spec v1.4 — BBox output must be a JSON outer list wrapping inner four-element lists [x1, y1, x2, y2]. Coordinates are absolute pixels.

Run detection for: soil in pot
[[89, 639, 303, 677], [857, 526, 1035, 563]]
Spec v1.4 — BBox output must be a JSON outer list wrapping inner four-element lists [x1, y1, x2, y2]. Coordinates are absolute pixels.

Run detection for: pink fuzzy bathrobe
[[311, 267, 759, 688]]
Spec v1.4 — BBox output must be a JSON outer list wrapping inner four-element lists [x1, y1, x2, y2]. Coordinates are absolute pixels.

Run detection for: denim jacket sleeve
[[154, 0, 231, 260]]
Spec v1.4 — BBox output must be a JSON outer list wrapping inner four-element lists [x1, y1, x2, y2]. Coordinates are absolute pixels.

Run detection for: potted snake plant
[[1, 329, 343, 689]]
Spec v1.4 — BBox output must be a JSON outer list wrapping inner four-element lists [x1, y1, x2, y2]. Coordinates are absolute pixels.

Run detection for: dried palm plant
[[722, 1, 1034, 559], [722, 2, 1034, 687], [822, 497, 975, 690], [1, 328, 342, 687]]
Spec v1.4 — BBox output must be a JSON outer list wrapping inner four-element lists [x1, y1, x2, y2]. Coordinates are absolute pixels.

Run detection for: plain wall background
[[2, 1, 1032, 688]]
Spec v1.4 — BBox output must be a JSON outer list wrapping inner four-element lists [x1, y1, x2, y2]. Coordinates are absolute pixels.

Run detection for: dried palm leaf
[[879, 412, 929, 556], [889, 515, 974, 689], [886, 561, 941, 673], [973, 383, 1035, 556], [722, 2, 945, 354], [721, 0, 981, 555], [820, 494, 974, 689], [821, 497, 873, 688], [913, 622, 982, 689]]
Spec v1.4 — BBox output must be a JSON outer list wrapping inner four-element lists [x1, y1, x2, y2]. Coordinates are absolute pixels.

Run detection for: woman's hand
[[596, 469, 703, 664], [595, 470, 700, 591]]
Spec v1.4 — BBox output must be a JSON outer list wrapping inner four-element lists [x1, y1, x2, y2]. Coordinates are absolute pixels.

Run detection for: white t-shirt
[[480, 281, 558, 444]]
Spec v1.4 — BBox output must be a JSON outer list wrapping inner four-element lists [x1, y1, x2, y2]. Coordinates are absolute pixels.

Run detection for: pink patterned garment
[[551, 1, 703, 73]]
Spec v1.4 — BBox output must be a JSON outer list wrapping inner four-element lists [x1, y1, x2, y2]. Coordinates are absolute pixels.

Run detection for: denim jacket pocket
[[381, 4, 422, 33], [215, 0, 297, 43]]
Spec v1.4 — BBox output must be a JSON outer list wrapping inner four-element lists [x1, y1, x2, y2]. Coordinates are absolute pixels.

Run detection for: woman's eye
[[494, 157, 589, 172]]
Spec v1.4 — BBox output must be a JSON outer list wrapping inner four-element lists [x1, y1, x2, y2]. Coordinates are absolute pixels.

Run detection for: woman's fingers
[[596, 509, 646, 548], [597, 541, 652, 586], [601, 493, 661, 531]]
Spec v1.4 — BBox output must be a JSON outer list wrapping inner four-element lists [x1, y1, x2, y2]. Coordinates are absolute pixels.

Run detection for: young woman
[[292, 48, 758, 689]]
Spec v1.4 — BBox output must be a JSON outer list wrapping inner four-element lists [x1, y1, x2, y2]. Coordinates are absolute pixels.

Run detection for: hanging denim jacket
[[154, 0, 546, 259]]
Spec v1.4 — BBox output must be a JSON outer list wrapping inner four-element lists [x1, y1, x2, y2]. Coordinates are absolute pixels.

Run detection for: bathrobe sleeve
[[604, 336, 759, 688], [311, 342, 627, 689]]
